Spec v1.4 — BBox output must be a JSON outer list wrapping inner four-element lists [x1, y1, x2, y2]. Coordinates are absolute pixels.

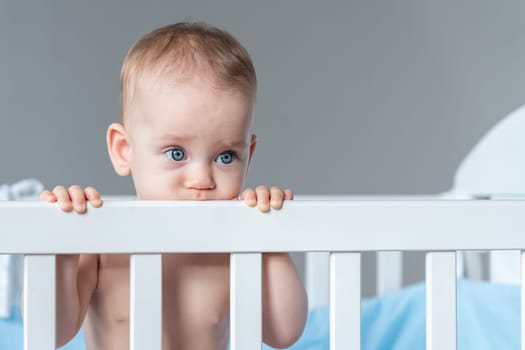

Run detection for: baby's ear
[[247, 134, 257, 166], [107, 123, 131, 176]]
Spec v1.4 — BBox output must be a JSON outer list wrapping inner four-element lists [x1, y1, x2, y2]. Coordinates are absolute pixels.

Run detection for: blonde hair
[[120, 22, 257, 122]]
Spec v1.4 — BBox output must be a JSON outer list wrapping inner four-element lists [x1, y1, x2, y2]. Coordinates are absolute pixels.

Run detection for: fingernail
[[91, 199, 102, 207], [270, 200, 282, 210], [60, 203, 72, 212], [258, 204, 270, 213]]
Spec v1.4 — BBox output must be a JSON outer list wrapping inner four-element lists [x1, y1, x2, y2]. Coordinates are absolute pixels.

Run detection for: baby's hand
[[240, 186, 294, 213], [40, 185, 103, 214]]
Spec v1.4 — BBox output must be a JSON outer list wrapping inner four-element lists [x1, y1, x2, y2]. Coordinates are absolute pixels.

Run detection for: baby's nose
[[184, 164, 216, 190]]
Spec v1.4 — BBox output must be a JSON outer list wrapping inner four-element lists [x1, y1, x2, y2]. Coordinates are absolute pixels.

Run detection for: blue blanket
[[1, 280, 519, 349], [279, 279, 519, 350]]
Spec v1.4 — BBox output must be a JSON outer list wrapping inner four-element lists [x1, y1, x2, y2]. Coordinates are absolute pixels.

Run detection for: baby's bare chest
[[86, 253, 231, 349]]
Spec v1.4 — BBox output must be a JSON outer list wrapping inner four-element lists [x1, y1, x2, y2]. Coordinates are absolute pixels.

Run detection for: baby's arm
[[54, 254, 98, 346], [39, 186, 102, 346], [240, 186, 308, 348], [261, 253, 307, 347]]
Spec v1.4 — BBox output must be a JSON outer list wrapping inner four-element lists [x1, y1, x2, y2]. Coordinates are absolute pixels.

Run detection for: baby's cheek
[[219, 187, 241, 200], [214, 171, 244, 200], [135, 186, 168, 200], [134, 174, 179, 200]]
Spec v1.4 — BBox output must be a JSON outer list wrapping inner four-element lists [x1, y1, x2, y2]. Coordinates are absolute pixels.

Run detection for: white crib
[[2, 198, 525, 350]]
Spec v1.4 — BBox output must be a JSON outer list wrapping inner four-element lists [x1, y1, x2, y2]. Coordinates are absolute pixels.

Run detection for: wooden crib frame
[[1, 198, 525, 350]]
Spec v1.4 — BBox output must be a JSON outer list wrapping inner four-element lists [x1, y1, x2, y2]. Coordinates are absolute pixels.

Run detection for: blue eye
[[166, 148, 185, 161], [216, 151, 236, 164]]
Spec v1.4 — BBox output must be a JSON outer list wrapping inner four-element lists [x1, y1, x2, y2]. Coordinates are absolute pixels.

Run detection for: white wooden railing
[[2, 198, 525, 350]]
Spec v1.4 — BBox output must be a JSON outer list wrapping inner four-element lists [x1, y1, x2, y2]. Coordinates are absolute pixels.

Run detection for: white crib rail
[[2, 199, 525, 350]]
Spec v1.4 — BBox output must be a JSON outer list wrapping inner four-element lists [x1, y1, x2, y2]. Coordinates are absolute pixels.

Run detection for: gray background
[[2, 1, 525, 296]]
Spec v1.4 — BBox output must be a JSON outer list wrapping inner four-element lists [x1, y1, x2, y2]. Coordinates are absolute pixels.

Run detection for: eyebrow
[[218, 139, 248, 149], [157, 134, 247, 148], [157, 133, 193, 142]]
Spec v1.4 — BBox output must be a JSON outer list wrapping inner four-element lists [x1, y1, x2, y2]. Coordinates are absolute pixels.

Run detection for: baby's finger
[[53, 186, 73, 212], [39, 190, 57, 203], [284, 189, 294, 200], [85, 187, 103, 208], [240, 188, 257, 207], [68, 185, 87, 214], [270, 186, 284, 210], [255, 185, 270, 213]]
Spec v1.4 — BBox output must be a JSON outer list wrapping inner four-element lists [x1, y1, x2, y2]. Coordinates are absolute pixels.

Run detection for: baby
[[39, 23, 307, 349]]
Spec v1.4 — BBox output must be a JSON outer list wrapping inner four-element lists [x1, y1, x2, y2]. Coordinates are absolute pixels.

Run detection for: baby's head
[[107, 23, 258, 200]]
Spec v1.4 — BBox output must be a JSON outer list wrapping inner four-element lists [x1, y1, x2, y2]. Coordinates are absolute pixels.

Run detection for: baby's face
[[126, 77, 255, 200]]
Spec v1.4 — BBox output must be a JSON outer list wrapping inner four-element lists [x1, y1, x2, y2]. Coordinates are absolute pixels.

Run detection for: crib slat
[[230, 253, 262, 350], [426, 252, 456, 350], [23, 255, 55, 350], [376, 251, 402, 295], [330, 252, 360, 350], [520, 250, 525, 350], [130, 254, 162, 350]]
